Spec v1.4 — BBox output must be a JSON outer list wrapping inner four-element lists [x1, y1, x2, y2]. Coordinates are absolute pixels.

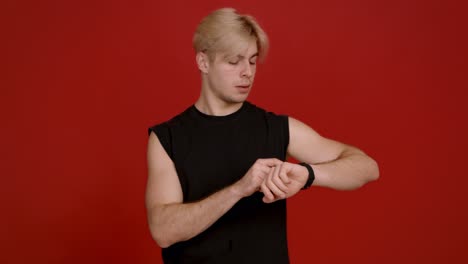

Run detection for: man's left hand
[[260, 162, 309, 203]]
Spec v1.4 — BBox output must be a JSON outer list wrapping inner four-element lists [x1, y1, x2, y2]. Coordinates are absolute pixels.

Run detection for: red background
[[3, 0, 468, 263]]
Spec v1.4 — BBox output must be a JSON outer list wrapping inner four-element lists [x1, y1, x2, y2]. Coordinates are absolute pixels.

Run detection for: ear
[[196, 52, 209, 74]]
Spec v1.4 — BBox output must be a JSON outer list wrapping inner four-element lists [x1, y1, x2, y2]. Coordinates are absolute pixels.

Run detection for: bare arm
[[146, 132, 279, 248], [287, 117, 379, 190]]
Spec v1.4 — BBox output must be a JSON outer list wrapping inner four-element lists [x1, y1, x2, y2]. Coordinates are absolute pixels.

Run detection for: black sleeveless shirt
[[148, 101, 290, 263]]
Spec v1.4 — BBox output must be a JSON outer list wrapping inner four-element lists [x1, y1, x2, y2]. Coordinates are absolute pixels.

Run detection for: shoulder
[[244, 101, 289, 121], [147, 106, 194, 161], [245, 101, 290, 144], [147, 106, 193, 136]]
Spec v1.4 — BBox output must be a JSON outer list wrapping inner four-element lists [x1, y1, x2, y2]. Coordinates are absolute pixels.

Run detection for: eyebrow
[[249, 53, 259, 59], [227, 53, 259, 60]]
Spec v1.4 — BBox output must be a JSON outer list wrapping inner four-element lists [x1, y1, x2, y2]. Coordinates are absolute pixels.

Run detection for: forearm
[[311, 147, 379, 190], [148, 184, 243, 248]]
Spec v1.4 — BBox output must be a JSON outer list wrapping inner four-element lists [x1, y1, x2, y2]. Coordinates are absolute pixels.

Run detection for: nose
[[241, 61, 253, 78]]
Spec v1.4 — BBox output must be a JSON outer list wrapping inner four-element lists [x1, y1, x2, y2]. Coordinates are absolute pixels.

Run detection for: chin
[[228, 96, 248, 104]]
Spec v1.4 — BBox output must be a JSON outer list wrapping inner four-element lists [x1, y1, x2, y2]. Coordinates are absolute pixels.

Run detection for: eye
[[228, 61, 239, 65], [249, 57, 258, 65]]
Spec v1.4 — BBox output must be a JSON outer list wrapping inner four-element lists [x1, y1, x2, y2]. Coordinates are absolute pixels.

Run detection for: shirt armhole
[[281, 115, 290, 158], [148, 124, 174, 162]]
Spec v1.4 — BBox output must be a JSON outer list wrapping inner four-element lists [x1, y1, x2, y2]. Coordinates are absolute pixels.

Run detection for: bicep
[[287, 117, 348, 164], [146, 131, 183, 210]]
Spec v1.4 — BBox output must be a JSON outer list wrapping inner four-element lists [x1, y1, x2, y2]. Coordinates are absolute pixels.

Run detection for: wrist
[[298, 162, 315, 190], [229, 182, 245, 200]]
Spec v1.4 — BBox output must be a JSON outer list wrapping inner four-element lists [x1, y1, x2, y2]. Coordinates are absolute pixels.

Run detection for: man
[[146, 8, 379, 263]]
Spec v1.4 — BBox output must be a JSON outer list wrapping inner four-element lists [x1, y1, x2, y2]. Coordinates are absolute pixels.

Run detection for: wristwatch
[[298, 162, 315, 190]]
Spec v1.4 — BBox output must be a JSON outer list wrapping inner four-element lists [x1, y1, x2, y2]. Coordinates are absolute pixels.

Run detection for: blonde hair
[[193, 8, 269, 62]]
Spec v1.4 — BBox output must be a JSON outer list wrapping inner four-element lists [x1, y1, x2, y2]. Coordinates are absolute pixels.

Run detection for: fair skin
[[146, 37, 379, 248]]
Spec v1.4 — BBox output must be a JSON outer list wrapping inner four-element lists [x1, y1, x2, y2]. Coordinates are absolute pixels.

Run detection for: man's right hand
[[232, 158, 283, 198]]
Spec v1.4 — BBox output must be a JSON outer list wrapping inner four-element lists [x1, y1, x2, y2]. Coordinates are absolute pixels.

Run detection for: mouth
[[235, 85, 250, 94]]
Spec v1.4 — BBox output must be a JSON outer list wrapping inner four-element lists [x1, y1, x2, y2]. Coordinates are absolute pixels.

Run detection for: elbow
[[157, 239, 172, 249], [149, 223, 173, 248], [368, 158, 380, 182], [350, 158, 380, 190], [358, 157, 379, 187], [147, 205, 177, 248]]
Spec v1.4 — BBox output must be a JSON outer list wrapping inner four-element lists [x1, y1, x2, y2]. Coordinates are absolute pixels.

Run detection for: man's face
[[205, 38, 258, 104]]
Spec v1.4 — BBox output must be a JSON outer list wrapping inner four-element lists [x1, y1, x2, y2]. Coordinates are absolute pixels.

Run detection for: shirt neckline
[[190, 101, 250, 122]]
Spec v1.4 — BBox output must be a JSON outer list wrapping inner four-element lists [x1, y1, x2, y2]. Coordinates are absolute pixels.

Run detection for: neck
[[194, 94, 244, 116]]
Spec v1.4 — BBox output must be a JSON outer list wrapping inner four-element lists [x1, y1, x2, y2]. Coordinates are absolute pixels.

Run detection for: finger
[[258, 158, 283, 168], [272, 162, 290, 190], [261, 183, 274, 202], [261, 182, 275, 202], [279, 164, 291, 184], [253, 161, 275, 176], [259, 164, 272, 175], [272, 172, 289, 193], [263, 195, 275, 204], [254, 162, 278, 183], [267, 165, 286, 198]]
